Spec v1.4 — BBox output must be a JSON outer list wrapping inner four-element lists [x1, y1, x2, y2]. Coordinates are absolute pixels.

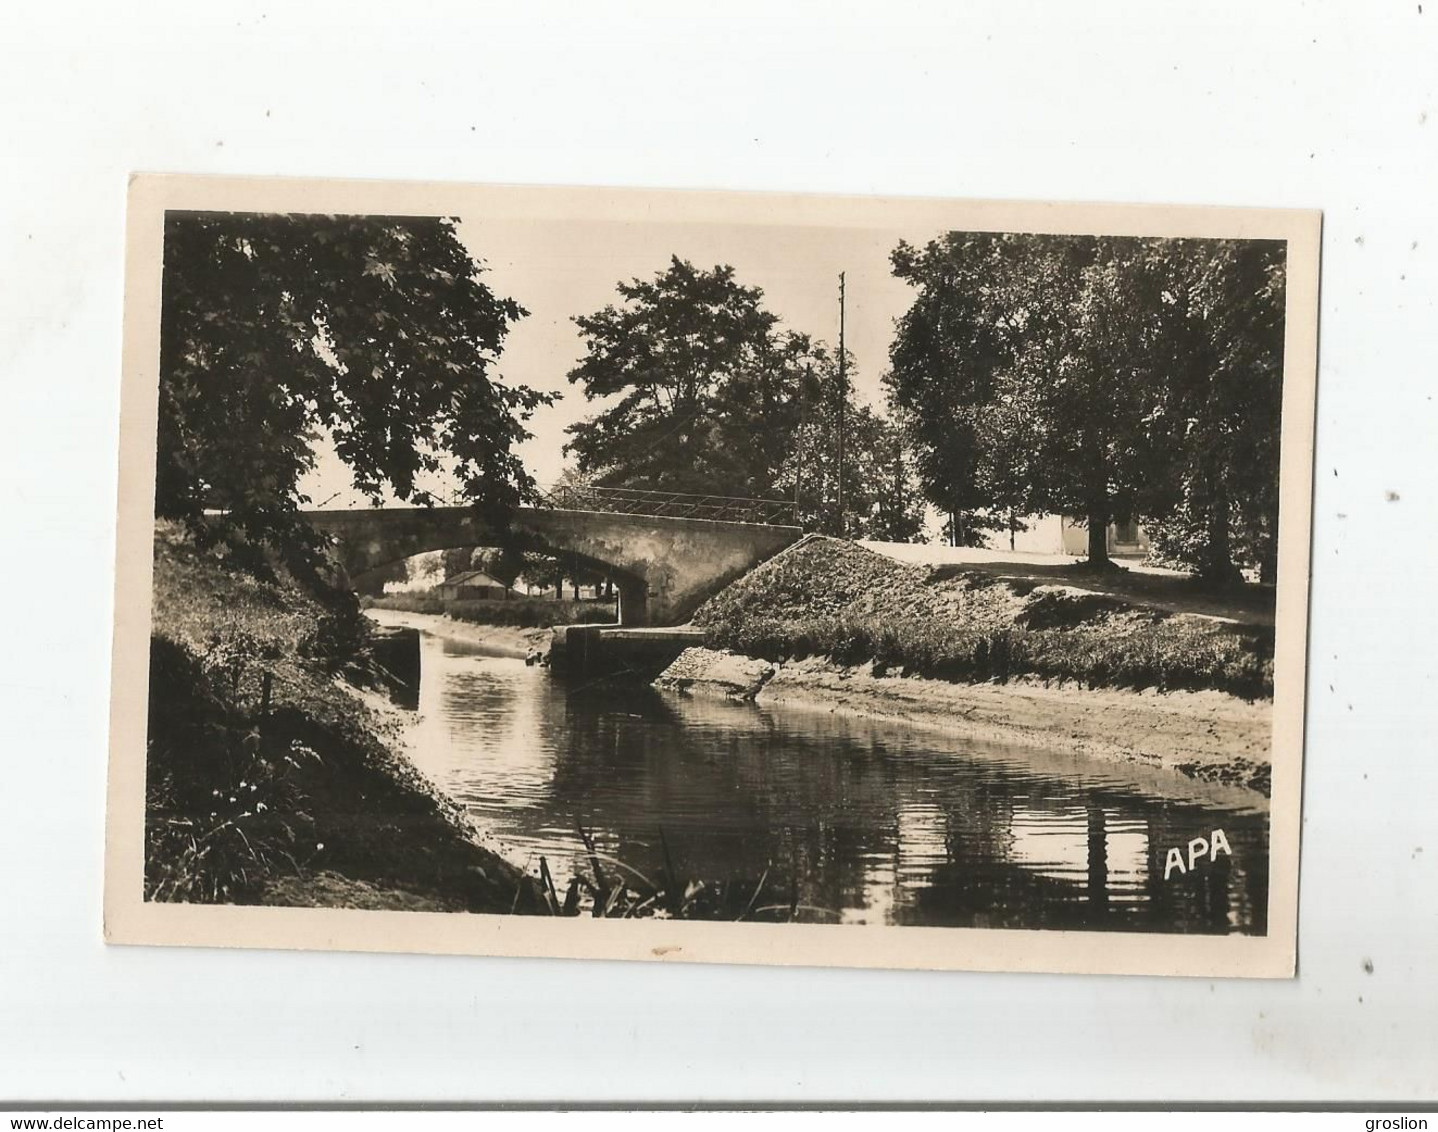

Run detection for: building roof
[[443, 570, 509, 589]]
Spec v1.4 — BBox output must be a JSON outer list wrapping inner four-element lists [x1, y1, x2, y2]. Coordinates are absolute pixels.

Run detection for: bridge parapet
[[305, 505, 800, 627], [538, 484, 799, 526]]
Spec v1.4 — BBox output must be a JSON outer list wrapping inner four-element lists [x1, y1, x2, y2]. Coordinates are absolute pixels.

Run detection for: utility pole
[[836, 271, 847, 538], [794, 362, 811, 528]]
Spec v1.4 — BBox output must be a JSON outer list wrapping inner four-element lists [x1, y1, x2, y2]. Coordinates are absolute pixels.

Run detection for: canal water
[[371, 611, 1270, 934]]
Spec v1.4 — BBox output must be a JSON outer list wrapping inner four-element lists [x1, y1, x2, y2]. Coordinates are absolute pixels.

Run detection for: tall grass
[[146, 525, 544, 912], [534, 824, 839, 923], [704, 610, 1273, 700]]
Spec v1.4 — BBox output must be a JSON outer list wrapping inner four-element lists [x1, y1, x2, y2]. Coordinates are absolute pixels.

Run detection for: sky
[[299, 211, 938, 507]]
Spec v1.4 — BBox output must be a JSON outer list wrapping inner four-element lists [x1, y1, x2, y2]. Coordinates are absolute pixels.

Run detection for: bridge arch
[[349, 532, 647, 623], [305, 506, 800, 627]]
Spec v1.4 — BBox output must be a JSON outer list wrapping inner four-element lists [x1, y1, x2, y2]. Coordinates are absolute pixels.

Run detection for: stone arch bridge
[[305, 505, 800, 627]]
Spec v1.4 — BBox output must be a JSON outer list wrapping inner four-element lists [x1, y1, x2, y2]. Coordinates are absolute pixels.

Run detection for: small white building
[[1058, 516, 1149, 558], [990, 515, 1150, 558], [436, 569, 514, 601]]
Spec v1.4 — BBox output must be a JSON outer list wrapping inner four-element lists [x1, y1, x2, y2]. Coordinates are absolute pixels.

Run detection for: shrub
[[1016, 588, 1140, 631], [360, 591, 445, 615], [446, 598, 615, 628], [705, 610, 1272, 699], [144, 637, 320, 903]]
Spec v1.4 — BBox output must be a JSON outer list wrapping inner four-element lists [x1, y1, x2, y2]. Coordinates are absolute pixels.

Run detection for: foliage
[[157, 211, 551, 580], [695, 536, 1273, 699], [533, 827, 839, 923], [353, 558, 408, 597], [146, 524, 542, 911], [1138, 240, 1287, 582], [885, 232, 1286, 577], [768, 346, 927, 538], [886, 233, 1022, 543], [566, 257, 925, 538], [145, 636, 311, 903], [703, 611, 1272, 701], [861, 419, 930, 543], [565, 256, 792, 495], [437, 542, 613, 599]]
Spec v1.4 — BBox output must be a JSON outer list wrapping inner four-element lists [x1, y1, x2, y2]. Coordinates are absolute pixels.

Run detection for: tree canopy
[[566, 256, 925, 539], [565, 256, 804, 497], [157, 211, 550, 578], [779, 345, 926, 539], [1138, 239, 1287, 581], [885, 232, 1285, 577]]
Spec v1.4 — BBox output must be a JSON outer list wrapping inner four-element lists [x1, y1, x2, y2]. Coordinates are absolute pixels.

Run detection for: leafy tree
[[887, 231, 1286, 577], [886, 234, 1019, 546], [887, 234, 1155, 567], [478, 545, 606, 600], [467, 545, 522, 587], [859, 418, 929, 543], [705, 330, 837, 501], [565, 257, 815, 498], [441, 547, 479, 579], [449, 545, 612, 602], [1139, 240, 1286, 583], [972, 392, 1041, 550], [396, 550, 445, 591], [1003, 236, 1173, 568], [157, 211, 550, 580], [569, 256, 928, 539], [759, 344, 925, 539], [772, 344, 844, 532]]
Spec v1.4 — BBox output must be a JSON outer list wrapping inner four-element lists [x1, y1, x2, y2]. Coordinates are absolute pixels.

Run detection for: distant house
[[1057, 516, 1150, 558], [986, 515, 1151, 558], [436, 570, 513, 601]]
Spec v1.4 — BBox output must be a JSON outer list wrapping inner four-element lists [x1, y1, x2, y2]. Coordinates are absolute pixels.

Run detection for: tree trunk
[[1084, 438, 1111, 567], [1086, 503, 1110, 567], [554, 576, 563, 601], [1202, 489, 1237, 586]]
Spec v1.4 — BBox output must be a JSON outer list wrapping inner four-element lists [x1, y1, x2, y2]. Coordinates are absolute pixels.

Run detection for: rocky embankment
[[655, 536, 1275, 796]]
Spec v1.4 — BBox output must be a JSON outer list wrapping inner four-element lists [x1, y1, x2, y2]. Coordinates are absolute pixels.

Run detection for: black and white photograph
[[104, 177, 1318, 976]]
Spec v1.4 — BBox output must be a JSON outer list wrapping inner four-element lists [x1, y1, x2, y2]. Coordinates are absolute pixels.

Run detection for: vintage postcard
[[105, 174, 1319, 977]]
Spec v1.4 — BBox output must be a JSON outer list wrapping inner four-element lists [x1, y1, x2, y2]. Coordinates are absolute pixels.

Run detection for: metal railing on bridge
[[538, 483, 799, 526], [306, 483, 801, 527]]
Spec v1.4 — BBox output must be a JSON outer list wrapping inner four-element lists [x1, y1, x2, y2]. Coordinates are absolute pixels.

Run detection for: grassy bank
[[146, 524, 542, 912], [695, 536, 1274, 701], [364, 590, 616, 628]]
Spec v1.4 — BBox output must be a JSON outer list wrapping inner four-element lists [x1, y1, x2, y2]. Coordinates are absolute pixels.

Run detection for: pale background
[[1, 0, 1434, 1105]]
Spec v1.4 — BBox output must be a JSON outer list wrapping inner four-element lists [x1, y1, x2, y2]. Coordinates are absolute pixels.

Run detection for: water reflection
[[388, 615, 1269, 934]]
